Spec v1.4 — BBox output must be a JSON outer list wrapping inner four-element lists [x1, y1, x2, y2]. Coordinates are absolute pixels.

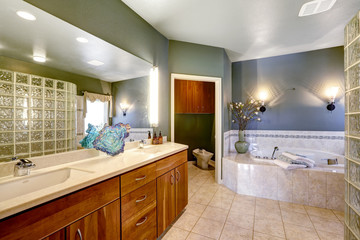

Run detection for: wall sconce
[[326, 87, 339, 112], [258, 91, 268, 113], [149, 67, 159, 127], [120, 102, 130, 116]]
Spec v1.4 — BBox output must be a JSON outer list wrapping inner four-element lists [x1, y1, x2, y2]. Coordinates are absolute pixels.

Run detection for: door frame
[[170, 73, 222, 183]]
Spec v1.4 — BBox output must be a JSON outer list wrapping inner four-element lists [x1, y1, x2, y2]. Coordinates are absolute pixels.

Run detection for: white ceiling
[[0, 0, 152, 82], [122, 0, 360, 62]]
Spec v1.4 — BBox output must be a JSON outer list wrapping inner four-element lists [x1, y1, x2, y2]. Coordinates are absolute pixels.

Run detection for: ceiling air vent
[[299, 0, 337, 17]]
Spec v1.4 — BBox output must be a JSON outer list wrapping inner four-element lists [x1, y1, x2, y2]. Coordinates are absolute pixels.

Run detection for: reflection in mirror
[[0, 0, 153, 160]]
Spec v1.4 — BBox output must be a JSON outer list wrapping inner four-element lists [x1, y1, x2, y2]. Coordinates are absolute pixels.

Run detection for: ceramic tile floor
[[161, 162, 345, 240]]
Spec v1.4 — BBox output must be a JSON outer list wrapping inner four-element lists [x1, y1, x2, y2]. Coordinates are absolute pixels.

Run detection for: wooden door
[[66, 200, 120, 240], [175, 162, 188, 216], [175, 80, 188, 113], [156, 170, 176, 237], [42, 229, 65, 240]]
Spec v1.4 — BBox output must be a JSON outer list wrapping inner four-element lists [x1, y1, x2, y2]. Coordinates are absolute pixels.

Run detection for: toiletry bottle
[[159, 131, 163, 144], [148, 131, 151, 139], [153, 132, 157, 145]]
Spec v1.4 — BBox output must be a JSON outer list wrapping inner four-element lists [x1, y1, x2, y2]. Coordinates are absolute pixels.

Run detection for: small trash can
[[192, 148, 214, 170]]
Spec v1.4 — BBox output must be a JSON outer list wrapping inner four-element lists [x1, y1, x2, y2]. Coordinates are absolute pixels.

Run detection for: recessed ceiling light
[[87, 60, 104, 66], [299, 0, 337, 17], [76, 37, 88, 43], [16, 11, 36, 21], [33, 56, 46, 63]]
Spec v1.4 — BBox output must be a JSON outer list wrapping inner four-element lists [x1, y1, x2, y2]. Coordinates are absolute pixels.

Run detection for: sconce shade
[[259, 105, 266, 113], [327, 103, 336, 111]]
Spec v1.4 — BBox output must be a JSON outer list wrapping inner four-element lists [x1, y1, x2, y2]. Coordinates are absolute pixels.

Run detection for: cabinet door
[[157, 170, 176, 237], [66, 200, 120, 240], [42, 229, 65, 240], [175, 162, 188, 216]]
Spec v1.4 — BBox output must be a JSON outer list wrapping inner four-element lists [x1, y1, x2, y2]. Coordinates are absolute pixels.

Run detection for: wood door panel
[[157, 170, 176, 237], [175, 162, 188, 216], [175, 79, 188, 113], [174, 79, 215, 114], [0, 177, 120, 240], [156, 150, 187, 177], [120, 162, 156, 197], [121, 179, 156, 222], [66, 200, 120, 240]]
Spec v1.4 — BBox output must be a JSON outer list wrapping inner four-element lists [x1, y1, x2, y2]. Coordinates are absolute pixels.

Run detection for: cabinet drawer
[[156, 150, 187, 177], [121, 180, 156, 222], [122, 201, 157, 240], [121, 163, 156, 196]]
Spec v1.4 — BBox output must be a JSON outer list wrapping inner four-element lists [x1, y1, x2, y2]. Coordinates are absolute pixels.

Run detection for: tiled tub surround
[[223, 153, 344, 211], [223, 130, 345, 156], [0, 69, 77, 161], [345, 12, 360, 240]]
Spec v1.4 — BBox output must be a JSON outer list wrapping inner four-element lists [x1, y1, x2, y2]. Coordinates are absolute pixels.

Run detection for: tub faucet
[[271, 147, 279, 159]]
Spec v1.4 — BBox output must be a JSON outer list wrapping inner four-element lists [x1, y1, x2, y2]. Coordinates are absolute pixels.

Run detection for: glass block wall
[[0, 69, 77, 161], [345, 11, 360, 240]]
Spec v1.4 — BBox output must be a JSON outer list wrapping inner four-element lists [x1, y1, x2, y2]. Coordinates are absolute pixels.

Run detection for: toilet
[[192, 148, 214, 170]]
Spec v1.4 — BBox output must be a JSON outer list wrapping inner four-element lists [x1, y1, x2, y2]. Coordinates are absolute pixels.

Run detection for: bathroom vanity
[[0, 143, 188, 240]]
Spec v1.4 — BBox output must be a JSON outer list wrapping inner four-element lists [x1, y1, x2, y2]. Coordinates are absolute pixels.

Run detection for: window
[[84, 99, 108, 132]]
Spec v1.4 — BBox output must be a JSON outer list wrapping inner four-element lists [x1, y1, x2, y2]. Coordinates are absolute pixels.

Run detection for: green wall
[[26, 0, 169, 136], [169, 40, 232, 161], [0, 56, 111, 95]]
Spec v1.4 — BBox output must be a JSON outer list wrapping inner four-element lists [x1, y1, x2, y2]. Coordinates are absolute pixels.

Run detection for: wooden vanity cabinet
[[66, 200, 120, 240], [0, 150, 188, 240], [156, 151, 188, 237]]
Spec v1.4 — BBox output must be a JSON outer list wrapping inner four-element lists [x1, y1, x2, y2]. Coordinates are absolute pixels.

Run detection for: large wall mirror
[[0, 0, 153, 160]]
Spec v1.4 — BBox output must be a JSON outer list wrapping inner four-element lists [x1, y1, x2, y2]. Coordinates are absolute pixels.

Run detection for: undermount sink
[[135, 145, 165, 154], [0, 168, 92, 202]]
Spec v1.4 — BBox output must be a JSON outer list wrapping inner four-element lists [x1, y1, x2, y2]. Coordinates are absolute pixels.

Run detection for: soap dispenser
[[152, 132, 158, 145], [159, 131, 163, 144]]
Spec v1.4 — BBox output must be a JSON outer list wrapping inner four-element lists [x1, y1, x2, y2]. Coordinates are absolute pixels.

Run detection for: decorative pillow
[[79, 123, 103, 148], [93, 123, 131, 156]]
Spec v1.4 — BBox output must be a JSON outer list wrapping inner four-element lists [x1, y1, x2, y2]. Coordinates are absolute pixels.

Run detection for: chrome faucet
[[271, 147, 279, 159], [139, 139, 146, 149], [12, 158, 36, 177]]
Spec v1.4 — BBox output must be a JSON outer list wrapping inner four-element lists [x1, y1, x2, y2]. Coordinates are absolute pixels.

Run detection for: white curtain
[[83, 91, 113, 118]]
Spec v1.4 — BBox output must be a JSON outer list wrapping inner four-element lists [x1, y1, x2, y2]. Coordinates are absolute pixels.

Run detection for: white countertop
[[0, 142, 188, 220]]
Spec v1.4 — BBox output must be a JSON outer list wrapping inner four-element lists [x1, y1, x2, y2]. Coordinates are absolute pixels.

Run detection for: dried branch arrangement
[[229, 97, 262, 130]]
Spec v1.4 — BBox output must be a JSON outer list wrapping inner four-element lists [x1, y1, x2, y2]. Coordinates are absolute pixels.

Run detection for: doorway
[[171, 74, 222, 183]]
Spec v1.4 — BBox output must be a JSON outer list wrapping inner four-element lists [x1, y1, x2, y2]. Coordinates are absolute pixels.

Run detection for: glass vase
[[235, 130, 249, 154]]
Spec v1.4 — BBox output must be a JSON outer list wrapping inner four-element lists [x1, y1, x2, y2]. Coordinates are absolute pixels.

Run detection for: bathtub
[[250, 147, 344, 168], [222, 152, 345, 211]]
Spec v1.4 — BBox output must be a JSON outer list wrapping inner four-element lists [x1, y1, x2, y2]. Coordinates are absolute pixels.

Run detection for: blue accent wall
[[232, 47, 345, 131]]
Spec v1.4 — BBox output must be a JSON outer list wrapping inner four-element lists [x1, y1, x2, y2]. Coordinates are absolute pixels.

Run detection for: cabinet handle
[[170, 174, 174, 185], [176, 170, 181, 182], [135, 194, 147, 203], [135, 175, 146, 181], [76, 229, 83, 240], [135, 216, 148, 226]]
